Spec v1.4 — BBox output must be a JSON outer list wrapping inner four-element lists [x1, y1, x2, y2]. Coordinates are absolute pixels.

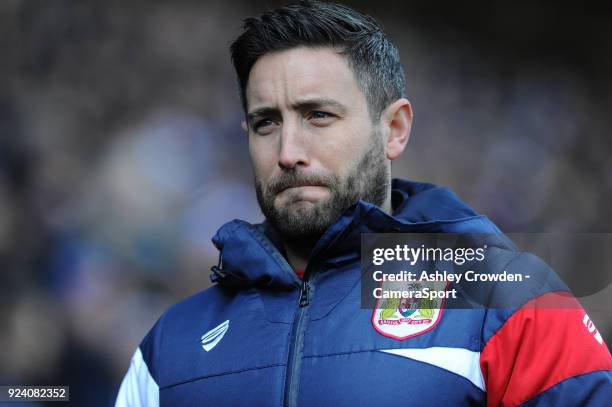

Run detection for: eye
[[253, 118, 277, 135], [310, 111, 332, 119], [308, 111, 335, 126]]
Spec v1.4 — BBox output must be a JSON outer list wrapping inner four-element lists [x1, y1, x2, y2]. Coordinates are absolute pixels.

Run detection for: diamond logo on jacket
[[201, 320, 230, 352]]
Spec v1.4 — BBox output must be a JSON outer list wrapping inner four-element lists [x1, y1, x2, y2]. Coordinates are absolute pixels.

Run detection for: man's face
[[245, 46, 389, 245]]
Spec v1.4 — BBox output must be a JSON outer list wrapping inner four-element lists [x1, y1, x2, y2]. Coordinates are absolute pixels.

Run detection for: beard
[[255, 132, 389, 248]]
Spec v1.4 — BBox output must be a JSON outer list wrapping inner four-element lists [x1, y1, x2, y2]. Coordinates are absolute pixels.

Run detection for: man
[[115, 1, 612, 406]]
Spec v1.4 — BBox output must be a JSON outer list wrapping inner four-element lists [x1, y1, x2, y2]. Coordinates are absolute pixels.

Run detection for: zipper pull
[[299, 280, 310, 307], [209, 254, 225, 283]]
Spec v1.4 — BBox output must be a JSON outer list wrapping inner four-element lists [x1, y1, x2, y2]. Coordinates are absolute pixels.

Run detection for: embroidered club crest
[[371, 281, 447, 340]]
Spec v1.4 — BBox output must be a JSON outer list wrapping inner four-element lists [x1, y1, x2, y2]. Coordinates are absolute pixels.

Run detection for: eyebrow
[[246, 98, 347, 125]]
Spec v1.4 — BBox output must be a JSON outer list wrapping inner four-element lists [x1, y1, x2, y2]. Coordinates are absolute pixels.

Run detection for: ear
[[381, 98, 412, 160]]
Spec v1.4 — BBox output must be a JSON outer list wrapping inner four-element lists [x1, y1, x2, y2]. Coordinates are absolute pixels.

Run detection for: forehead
[[245, 46, 367, 111]]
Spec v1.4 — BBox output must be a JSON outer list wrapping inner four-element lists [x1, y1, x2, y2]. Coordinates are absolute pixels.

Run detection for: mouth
[[277, 182, 327, 194]]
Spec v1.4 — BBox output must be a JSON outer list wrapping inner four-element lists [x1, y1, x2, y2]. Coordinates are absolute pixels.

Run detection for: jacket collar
[[210, 179, 507, 289]]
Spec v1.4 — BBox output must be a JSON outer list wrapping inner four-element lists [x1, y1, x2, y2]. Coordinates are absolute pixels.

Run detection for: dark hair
[[230, 0, 406, 121]]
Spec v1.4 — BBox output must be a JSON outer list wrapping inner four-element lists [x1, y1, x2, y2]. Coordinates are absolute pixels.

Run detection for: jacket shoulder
[[139, 284, 233, 380]]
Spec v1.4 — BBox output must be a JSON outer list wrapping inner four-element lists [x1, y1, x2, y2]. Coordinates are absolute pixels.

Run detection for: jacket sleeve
[[115, 347, 159, 407], [479, 290, 612, 406], [115, 315, 164, 407]]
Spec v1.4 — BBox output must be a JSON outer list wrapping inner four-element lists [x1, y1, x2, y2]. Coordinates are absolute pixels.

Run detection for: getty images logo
[[201, 320, 230, 352]]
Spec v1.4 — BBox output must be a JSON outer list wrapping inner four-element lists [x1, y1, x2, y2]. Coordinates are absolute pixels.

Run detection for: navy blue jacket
[[116, 179, 612, 406]]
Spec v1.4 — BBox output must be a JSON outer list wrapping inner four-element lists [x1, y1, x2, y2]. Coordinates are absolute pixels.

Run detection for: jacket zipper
[[242, 223, 346, 407], [283, 274, 313, 407]]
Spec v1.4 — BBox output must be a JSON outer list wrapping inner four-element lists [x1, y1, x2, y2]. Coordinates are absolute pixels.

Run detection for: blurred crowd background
[[1, 1, 611, 405]]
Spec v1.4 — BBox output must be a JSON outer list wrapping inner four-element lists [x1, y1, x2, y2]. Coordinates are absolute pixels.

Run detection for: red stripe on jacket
[[480, 291, 612, 406]]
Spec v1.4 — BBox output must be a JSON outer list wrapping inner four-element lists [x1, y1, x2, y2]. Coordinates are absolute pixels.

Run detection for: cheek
[[249, 139, 276, 181], [317, 125, 371, 173]]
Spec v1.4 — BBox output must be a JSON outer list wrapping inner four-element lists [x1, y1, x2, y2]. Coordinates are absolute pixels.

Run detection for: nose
[[278, 120, 309, 170]]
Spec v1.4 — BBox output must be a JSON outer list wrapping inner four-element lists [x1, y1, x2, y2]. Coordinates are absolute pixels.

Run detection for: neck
[[381, 190, 392, 215], [284, 244, 310, 271]]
